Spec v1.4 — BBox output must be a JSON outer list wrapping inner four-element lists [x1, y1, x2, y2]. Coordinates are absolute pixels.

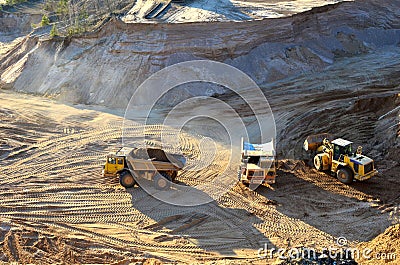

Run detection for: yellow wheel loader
[[303, 133, 378, 184], [103, 147, 185, 189]]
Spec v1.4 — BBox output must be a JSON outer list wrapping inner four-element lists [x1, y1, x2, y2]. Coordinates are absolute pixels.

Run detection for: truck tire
[[119, 171, 136, 188], [314, 155, 323, 171], [154, 172, 171, 190], [336, 167, 354, 184]]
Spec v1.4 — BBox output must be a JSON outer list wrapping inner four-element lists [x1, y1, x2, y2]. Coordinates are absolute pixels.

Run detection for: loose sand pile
[[356, 224, 399, 264]]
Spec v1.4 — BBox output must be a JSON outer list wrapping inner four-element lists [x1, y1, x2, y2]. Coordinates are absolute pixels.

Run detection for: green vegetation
[[50, 24, 58, 37], [41, 14, 50, 26], [44, 0, 90, 37], [66, 25, 86, 36], [56, 0, 68, 18], [4, 0, 130, 37]]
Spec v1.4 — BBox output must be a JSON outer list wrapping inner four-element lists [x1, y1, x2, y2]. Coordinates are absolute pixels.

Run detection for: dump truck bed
[[126, 147, 185, 171], [126, 156, 182, 171]]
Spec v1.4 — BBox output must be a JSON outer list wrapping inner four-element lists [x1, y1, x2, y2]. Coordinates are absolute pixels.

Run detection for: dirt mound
[[356, 224, 399, 264]]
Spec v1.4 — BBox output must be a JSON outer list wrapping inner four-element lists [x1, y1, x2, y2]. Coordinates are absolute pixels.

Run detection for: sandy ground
[[0, 76, 399, 264], [0, 0, 399, 264], [0, 91, 329, 263]]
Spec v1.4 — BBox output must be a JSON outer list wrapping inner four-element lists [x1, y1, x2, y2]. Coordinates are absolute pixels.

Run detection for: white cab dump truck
[[238, 138, 277, 186]]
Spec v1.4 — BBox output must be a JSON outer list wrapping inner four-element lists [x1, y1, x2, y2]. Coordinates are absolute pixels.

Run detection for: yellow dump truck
[[103, 147, 185, 189], [304, 133, 378, 184], [238, 138, 277, 186]]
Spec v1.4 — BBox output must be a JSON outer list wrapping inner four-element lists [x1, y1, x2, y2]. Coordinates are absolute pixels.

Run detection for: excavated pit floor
[[0, 45, 399, 263]]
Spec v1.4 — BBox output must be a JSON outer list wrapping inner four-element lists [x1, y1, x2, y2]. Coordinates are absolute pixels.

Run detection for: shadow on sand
[[257, 168, 392, 242], [126, 182, 274, 257]]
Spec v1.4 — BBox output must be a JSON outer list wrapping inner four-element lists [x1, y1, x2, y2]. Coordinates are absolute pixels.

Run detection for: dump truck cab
[[103, 153, 127, 177], [240, 153, 276, 185], [239, 138, 277, 186]]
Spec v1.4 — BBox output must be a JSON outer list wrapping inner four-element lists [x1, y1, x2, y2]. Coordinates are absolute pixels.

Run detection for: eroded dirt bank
[[1, 0, 399, 108]]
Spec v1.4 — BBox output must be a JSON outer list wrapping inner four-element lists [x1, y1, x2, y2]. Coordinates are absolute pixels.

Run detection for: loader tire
[[119, 171, 136, 188], [314, 155, 323, 171], [336, 167, 354, 184], [154, 172, 171, 190]]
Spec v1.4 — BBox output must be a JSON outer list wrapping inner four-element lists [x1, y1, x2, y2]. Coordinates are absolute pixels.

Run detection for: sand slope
[[0, 0, 399, 108]]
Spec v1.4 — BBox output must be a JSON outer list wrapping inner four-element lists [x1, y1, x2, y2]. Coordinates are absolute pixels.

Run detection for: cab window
[[343, 144, 352, 155], [117, 158, 123, 165], [248, 156, 260, 165], [333, 145, 340, 160], [108, 157, 116, 164]]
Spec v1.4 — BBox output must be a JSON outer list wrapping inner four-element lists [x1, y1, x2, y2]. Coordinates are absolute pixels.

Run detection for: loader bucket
[[303, 133, 333, 151]]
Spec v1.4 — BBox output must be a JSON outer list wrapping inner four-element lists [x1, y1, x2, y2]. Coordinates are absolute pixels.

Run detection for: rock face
[[0, 12, 40, 40], [0, 0, 400, 108], [0, 1, 42, 42]]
